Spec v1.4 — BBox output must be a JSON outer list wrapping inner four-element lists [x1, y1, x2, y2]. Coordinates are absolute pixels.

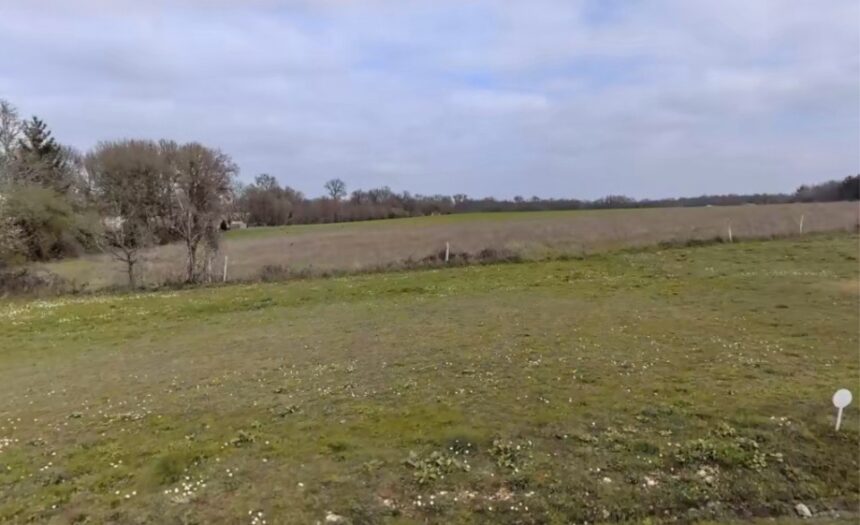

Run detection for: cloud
[[0, 0, 856, 199], [450, 90, 550, 113]]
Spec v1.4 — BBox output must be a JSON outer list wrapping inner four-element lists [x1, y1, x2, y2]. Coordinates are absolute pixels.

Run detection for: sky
[[0, 0, 858, 199]]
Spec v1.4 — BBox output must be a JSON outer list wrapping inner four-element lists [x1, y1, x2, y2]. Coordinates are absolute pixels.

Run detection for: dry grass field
[[36, 202, 859, 291]]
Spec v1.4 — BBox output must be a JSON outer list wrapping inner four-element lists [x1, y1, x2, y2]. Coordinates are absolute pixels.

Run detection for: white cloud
[[0, 0, 856, 198], [450, 90, 550, 113]]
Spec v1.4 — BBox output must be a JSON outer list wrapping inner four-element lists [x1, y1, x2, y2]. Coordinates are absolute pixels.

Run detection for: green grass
[[1, 234, 858, 524]]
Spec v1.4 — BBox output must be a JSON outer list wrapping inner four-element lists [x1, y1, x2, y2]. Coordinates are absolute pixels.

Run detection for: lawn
[[1, 234, 859, 524]]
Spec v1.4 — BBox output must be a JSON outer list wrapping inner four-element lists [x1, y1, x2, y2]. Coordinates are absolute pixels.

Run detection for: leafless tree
[[324, 178, 347, 201], [0, 193, 24, 267], [0, 100, 22, 182], [86, 140, 171, 288], [165, 142, 237, 283]]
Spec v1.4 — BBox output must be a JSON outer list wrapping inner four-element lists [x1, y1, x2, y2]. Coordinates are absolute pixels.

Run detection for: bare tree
[[0, 100, 22, 263], [166, 142, 237, 283], [255, 173, 279, 191], [0, 100, 22, 182], [324, 178, 347, 200], [0, 193, 24, 267], [86, 140, 170, 288]]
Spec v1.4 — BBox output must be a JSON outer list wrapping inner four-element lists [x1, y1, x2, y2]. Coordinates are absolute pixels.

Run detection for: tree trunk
[[184, 209, 197, 283], [186, 243, 197, 283], [126, 260, 136, 289]]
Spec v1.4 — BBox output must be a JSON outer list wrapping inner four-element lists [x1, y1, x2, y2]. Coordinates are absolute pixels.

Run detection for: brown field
[[38, 201, 860, 290]]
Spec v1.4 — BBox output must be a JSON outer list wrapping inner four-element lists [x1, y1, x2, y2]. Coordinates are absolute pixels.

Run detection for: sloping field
[[39, 202, 859, 290], [1, 234, 858, 523]]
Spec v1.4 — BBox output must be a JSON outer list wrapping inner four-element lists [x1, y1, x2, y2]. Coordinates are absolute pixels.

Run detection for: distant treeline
[[237, 174, 860, 226]]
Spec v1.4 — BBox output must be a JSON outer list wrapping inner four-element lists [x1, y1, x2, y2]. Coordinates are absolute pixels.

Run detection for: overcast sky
[[1, 0, 857, 199]]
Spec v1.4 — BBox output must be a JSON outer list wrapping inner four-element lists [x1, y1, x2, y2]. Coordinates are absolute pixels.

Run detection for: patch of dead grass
[[36, 201, 860, 291]]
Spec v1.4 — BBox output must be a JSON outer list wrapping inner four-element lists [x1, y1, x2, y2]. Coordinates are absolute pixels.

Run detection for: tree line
[[1, 97, 857, 289], [236, 175, 859, 226], [0, 99, 235, 287]]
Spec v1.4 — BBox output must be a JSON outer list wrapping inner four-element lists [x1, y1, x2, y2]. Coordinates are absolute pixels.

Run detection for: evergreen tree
[[19, 117, 62, 167], [16, 117, 69, 191]]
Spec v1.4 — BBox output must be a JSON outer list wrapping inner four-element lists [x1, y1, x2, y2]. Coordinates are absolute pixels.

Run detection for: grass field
[[36, 202, 860, 291], [2, 234, 859, 523]]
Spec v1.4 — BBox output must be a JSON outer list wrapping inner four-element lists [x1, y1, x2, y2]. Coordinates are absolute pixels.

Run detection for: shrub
[[477, 247, 521, 264], [0, 267, 70, 296], [3, 184, 98, 261], [259, 264, 291, 282]]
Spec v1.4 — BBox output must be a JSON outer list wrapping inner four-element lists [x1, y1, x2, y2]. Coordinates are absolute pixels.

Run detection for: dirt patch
[[828, 279, 860, 296]]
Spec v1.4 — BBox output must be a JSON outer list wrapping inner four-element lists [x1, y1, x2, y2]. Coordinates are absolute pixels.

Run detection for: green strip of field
[[222, 208, 646, 240], [1, 235, 858, 523]]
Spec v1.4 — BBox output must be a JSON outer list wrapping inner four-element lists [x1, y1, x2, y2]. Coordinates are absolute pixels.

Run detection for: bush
[[0, 267, 70, 296], [477, 247, 521, 264], [3, 184, 98, 261], [258, 264, 289, 282], [416, 247, 522, 267]]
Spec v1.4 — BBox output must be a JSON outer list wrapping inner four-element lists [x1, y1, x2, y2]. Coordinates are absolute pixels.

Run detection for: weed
[[229, 430, 255, 447], [405, 450, 471, 485], [150, 449, 200, 485], [489, 439, 532, 472], [673, 432, 783, 472]]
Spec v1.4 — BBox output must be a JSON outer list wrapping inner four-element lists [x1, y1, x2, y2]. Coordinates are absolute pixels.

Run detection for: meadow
[[36, 201, 859, 291], [1, 233, 858, 524]]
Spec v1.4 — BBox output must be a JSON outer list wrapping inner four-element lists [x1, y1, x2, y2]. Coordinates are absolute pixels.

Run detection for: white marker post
[[833, 389, 852, 431], [222, 256, 229, 283], [727, 224, 733, 243], [445, 242, 450, 263], [799, 214, 805, 235]]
